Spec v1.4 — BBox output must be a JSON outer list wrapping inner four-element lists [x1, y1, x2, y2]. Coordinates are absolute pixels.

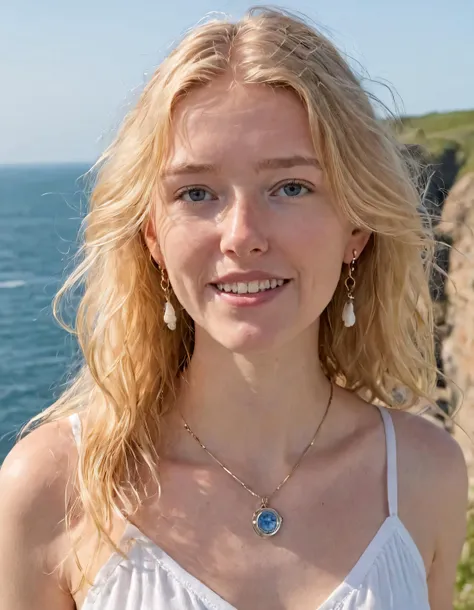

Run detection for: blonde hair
[[23, 6, 439, 583]]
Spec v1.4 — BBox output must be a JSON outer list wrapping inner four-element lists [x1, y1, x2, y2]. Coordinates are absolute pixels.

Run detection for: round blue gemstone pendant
[[252, 506, 283, 537]]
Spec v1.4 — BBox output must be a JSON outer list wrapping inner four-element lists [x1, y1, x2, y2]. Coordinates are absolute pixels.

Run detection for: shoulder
[[0, 417, 79, 551], [389, 406, 468, 499], [0, 418, 79, 609], [388, 407, 469, 569]]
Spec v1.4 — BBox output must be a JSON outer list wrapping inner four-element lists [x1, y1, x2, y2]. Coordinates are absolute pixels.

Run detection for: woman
[[0, 7, 468, 610]]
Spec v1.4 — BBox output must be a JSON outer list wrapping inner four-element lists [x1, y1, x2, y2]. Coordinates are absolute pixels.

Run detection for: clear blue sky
[[1, 0, 472, 164]]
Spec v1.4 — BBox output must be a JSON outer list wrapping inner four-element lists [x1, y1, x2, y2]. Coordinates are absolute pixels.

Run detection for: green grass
[[393, 109, 474, 178], [455, 501, 474, 609], [399, 110, 474, 133]]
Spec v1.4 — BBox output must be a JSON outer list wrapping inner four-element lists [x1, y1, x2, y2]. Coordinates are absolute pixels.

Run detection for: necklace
[[180, 381, 334, 538]]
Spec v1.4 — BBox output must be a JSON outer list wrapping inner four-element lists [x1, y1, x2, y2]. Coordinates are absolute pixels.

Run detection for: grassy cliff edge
[[395, 109, 474, 178]]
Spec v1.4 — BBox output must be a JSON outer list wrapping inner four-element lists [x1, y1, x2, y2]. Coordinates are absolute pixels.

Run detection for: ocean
[[0, 163, 88, 463]]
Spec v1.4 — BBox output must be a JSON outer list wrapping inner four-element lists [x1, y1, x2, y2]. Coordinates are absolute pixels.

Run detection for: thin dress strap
[[69, 413, 82, 449], [377, 406, 398, 517]]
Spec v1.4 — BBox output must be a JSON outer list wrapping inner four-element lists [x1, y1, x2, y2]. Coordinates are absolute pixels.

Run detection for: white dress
[[69, 407, 430, 609]]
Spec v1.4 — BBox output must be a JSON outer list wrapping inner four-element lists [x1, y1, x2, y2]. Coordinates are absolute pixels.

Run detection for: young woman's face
[[146, 81, 367, 353]]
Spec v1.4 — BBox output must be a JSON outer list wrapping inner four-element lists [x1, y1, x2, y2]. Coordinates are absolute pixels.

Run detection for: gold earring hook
[[344, 250, 357, 298], [160, 267, 170, 296]]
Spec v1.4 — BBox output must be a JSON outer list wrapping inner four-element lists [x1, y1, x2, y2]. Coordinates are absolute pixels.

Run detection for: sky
[[1, 0, 472, 164]]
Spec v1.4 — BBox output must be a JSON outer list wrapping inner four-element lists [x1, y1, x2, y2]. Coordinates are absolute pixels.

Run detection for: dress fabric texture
[[69, 407, 430, 610]]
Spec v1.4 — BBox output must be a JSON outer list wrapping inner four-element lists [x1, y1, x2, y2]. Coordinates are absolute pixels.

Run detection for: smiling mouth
[[211, 279, 291, 295]]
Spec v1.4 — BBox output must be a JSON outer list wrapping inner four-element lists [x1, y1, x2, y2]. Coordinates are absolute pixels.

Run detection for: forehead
[[165, 81, 316, 166]]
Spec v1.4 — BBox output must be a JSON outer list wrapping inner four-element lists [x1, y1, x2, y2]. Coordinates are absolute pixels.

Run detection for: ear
[[343, 228, 372, 264], [143, 215, 164, 268], [143, 215, 165, 268]]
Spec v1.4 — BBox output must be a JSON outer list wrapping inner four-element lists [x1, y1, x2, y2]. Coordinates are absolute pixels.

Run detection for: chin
[[209, 322, 287, 355]]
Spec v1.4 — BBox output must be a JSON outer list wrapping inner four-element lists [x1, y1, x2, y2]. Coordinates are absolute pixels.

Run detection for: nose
[[219, 194, 269, 258]]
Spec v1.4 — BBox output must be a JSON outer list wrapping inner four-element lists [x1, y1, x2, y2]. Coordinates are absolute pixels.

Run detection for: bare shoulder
[[388, 407, 469, 579], [389, 407, 468, 498], [0, 417, 79, 608], [0, 417, 79, 552]]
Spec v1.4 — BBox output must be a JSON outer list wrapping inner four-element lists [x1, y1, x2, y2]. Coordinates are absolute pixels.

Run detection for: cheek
[[158, 219, 215, 306], [291, 211, 347, 299], [293, 202, 347, 257]]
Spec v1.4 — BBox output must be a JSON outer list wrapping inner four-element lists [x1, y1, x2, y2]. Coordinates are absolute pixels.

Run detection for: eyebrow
[[256, 156, 321, 171], [161, 155, 321, 177]]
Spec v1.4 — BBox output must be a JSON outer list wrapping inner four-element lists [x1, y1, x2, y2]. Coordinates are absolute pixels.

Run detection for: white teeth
[[215, 279, 287, 294]]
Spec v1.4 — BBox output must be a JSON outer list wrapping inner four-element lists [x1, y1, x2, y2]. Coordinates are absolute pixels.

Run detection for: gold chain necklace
[[180, 381, 334, 538]]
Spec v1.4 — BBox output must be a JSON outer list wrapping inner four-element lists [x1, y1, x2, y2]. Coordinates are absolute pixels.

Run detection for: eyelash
[[173, 179, 314, 203], [273, 180, 314, 196], [174, 185, 215, 203]]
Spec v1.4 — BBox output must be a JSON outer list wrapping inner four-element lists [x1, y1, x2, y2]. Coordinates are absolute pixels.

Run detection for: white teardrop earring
[[160, 267, 177, 331], [342, 250, 357, 328]]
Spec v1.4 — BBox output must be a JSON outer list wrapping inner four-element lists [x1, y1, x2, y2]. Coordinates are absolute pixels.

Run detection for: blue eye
[[177, 187, 214, 203], [274, 181, 311, 197]]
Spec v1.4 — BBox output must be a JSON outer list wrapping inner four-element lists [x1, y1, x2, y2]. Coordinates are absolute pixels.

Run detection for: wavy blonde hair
[[23, 6, 439, 583]]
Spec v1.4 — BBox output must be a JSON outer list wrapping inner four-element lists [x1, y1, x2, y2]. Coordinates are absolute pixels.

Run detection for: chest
[[72, 439, 432, 610], [105, 456, 398, 608]]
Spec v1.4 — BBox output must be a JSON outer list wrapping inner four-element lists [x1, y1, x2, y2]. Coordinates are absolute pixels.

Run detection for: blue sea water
[[0, 164, 89, 463]]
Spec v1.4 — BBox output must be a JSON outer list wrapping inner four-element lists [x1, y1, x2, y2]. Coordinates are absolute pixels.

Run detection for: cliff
[[397, 109, 474, 486], [441, 173, 474, 475]]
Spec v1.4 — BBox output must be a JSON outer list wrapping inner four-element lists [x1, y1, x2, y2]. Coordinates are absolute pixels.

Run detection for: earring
[[160, 267, 177, 331], [342, 250, 357, 328]]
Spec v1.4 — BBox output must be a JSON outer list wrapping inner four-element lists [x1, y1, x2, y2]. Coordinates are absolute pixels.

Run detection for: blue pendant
[[252, 506, 283, 537]]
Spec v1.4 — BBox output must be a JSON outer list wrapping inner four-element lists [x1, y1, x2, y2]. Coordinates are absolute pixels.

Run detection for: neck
[[164, 325, 333, 492]]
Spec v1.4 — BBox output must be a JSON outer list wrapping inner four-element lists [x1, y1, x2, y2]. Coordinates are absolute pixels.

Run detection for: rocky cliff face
[[403, 145, 474, 483], [439, 172, 474, 475]]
